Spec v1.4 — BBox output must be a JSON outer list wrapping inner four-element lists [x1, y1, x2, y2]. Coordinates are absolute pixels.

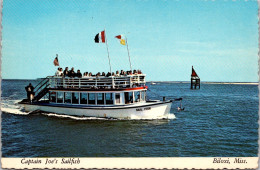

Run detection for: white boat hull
[[21, 101, 172, 119]]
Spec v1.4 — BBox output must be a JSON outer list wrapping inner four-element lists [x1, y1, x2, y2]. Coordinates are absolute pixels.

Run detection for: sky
[[1, 0, 259, 82]]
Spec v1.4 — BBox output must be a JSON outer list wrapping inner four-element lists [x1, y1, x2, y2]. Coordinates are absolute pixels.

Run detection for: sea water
[[1, 80, 258, 157]]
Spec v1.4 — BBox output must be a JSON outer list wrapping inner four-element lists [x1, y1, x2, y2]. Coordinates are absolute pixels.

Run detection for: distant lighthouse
[[191, 66, 200, 89]]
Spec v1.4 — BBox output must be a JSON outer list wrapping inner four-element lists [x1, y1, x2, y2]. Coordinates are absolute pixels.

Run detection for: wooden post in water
[[191, 66, 200, 89]]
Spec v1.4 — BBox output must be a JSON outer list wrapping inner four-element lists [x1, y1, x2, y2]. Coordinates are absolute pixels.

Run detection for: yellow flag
[[120, 39, 126, 45]]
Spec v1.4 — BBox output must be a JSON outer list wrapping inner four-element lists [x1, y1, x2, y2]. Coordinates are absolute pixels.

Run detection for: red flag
[[94, 30, 106, 43], [53, 57, 59, 66], [115, 35, 126, 45], [115, 35, 122, 39], [101, 31, 105, 43], [191, 66, 198, 77]]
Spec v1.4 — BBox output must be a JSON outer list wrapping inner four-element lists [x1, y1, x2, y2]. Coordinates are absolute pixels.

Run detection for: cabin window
[[115, 93, 120, 104], [124, 92, 133, 104], [97, 93, 105, 105], [105, 93, 113, 105], [64, 92, 72, 104], [57, 92, 64, 103], [80, 93, 88, 104], [50, 91, 56, 103], [88, 93, 95, 104], [140, 91, 145, 101], [134, 91, 141, 102], [72, 92, 79, 104]]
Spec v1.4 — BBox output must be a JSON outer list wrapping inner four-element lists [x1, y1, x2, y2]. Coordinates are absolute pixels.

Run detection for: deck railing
[[47, 74, 146, 89]]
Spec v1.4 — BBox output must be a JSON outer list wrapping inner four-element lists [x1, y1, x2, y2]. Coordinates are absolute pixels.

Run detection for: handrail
[[35, 79, 48, 93], [34, 78, 49, 94], [34, 77, 49, 89], [46, 74, 146, 89], [35, 80, 49, 94]]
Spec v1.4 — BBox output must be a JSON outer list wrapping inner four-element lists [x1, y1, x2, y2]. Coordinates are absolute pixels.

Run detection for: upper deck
[[46, 74, 146, 90]]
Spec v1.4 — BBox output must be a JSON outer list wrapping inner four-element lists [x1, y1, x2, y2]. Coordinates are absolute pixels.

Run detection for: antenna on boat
[[125, 37, 132, 72], [104, 28, 112, 73]]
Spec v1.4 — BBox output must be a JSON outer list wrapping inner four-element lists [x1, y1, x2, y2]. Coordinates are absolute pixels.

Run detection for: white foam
[[166, 113, 176, 119], [1, 99, 30, 115], [129, 113, 176, 120], [1, 107, 29, 115], [41, 112, 176, 121], [41, 112, 109, 120]]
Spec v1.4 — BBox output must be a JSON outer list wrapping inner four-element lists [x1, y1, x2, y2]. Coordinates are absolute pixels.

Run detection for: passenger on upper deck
[[137, 69, 142, 74], [101, 72, 106, 76], [60, 68, 64, 77], [83, 72, 89, 78], [133, 70, 137, 75], [106, 72, 111, 77], [69, 67, 75, 77], [96, 72, 101, 77], [76, 70, 82, 78], [63, 67, 69, 77], [55, 68, 63, 77], [120, 70, 124, 76], [55, 68, 60, 76], [88, 72, 93, 80], [112, 72, 115, 76], [116, 70, 120, 76]]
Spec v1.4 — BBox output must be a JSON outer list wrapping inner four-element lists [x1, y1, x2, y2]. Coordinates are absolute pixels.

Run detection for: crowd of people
[[55, 67, 143, 78]]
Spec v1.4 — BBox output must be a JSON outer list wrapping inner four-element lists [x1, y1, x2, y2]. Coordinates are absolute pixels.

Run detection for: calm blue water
[[1, 79, 258, 157]]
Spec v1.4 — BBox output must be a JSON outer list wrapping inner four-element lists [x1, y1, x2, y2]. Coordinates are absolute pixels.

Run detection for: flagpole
[[56, 54, 59, 67], [104, 29, 112, 73], [126, 37, 132, 72]]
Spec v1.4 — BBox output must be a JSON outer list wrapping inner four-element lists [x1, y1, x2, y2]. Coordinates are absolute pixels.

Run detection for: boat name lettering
[[136, 107, 151, 111]]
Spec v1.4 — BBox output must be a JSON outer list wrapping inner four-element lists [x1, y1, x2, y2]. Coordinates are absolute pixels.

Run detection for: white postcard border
[[1, 157, 259, 169]]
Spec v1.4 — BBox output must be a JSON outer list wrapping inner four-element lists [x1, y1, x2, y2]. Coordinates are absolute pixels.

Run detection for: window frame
[[80, 92, 88, 104]]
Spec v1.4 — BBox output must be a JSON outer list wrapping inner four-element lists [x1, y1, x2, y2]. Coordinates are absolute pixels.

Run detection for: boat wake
[[41, 113, 110, 120], [2, 100, 176, 120], [1, 100, 30, 115], [165, 113, 176, 119], [1, 107, 30, 115]]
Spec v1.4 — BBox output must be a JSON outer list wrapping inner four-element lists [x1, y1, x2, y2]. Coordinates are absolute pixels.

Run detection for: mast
[[104, 29, 112, 73], [126, 37, 132, 72]]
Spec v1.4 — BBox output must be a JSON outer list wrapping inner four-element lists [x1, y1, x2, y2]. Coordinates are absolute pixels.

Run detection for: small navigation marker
[[191, 66, 200, 89]]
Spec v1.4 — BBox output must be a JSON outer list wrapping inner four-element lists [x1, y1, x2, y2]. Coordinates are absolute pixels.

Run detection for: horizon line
[[1, 78, 258, 84]]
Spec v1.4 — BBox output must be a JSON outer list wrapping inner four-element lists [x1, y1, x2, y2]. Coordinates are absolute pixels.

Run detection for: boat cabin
[[34, 74, 147, 106], [49, 89, 146, 105]]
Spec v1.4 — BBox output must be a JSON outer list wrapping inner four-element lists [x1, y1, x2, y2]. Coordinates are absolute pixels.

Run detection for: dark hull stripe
[[48, 86, 147, 92], [21, 101, 172, 110]]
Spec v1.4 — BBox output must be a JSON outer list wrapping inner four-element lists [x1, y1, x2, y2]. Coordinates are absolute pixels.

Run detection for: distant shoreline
[[147, 81, 258, 85], [202, 82, 258, 85]]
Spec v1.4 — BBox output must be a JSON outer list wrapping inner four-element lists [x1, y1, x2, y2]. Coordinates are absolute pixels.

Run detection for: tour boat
[[19, 74, 174, 119]]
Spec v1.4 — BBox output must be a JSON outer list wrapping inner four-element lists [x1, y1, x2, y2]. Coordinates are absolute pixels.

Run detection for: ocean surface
[[1, 79, 258, 157]]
